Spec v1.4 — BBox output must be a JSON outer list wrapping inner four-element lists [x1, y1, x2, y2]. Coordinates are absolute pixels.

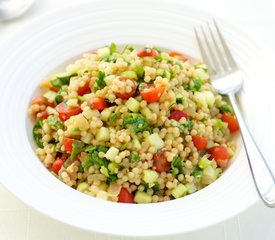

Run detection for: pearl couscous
[[28, 44, 239, 203]]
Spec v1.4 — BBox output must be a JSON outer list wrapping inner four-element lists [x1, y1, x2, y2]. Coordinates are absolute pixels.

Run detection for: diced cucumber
[[121, 71, 138, 80], [77, 182, 89, 192], [195, 68, 209, 81], [194, 91, 215, 107], [97, 47, 110, 58], [67, 126, 81, 136], [132, 138, 141, 150], [100, 108, 114, 122], [171, 184, 187, 198], [105, 147, 119, 161], [143, 170, 159, 184], [198, 155, 212, 169], [108, 162, 119, 174], [165, 71, 171, 80], [66, 64, 79, 75], [125, 97, 140, 113], [100, 166, 109, 177], [147, 133, 164, 151], [132, 65, 144, 78], [156, 68, 166, 77], [43, 91, 56, 103], [185, 182, 197, 194], [134, 191, 152, 204], [175, 92, 185, 104], [96, 127, 110, 141], [202, 165, 218, 184], [104, 75, 116, 86], [96, 190, 108, 200], [140, 107, 152, 118], [82, 93, 93, 101], [66, 99, 78, 107]]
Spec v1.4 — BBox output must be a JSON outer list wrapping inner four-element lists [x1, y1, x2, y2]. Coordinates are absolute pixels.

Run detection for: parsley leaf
[[50, 74, 77, 91], [109, 42, 117, 55], [82, 146, 109, 170], [192, 79, 201, 91], [170, 157, 184, 177], [94, 71, 106, 91], [130, 152, 140, 163], [219, 103, 233, 114], [45, 117, 63, 130], [32, 119, 43, 148], [70, 140, 85, 160], [122, 113, 151, 133]]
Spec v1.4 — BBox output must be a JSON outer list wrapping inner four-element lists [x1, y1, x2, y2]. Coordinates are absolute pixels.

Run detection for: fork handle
[[229, 93, 275, 207]]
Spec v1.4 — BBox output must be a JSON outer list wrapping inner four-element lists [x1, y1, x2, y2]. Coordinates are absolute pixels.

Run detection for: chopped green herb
[[70, 140, 85, 160], [122, 113, 151, 133], [171, 157, 184, 177], [167, 59, 174, 64], [109, 113, 118, 125], [176, 119, 193, 133], [53, 89, 64, 105], [32, 119, 43, 148], [121, 44, 134, 54], [219, 103, 233, 114], [109, 42, 117, 54], [120, 142, 129, 151], [94, 71, 106, 91], [50, 74, 76, 91], [152, 184, 160, 194], [82, 146, 109, 170], [192, 79, 202, 91], [45, 117, 63, 130], [130, 152, 140, 163]]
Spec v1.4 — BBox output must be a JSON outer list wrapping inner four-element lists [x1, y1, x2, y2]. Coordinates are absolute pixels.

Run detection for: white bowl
[[0, 0, 270, 237]]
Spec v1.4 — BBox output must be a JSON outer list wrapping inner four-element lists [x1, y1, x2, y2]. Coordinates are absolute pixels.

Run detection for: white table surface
[[1, 0, 275, 239]]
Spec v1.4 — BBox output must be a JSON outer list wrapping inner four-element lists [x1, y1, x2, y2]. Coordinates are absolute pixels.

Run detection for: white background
[[1, 0, 275, 239]]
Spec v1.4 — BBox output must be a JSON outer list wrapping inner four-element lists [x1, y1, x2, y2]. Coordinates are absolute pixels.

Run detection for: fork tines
[[194, 19, 237, 76]]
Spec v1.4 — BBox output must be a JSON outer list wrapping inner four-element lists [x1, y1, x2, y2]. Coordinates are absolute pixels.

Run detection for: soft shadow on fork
[[194, 20, 275, 208]]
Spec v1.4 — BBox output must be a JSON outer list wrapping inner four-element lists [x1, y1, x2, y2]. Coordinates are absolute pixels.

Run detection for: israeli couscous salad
[[28, 43, 239, 203]]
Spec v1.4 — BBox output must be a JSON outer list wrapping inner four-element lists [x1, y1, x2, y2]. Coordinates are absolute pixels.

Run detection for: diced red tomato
[[37, 110, 49, 120], [114, 77, 137, 99], [140, 84, 165, 103], [49, 87, 58, 92], [56, 102, 82, 121], [118, 187, 135, 203], [152, 151, 171, 173], [169, 51, 188, 61], [63, 137, 74, 153], [207, 146, 229, 168], [169, 109, 188, 121], [221, 113, 239, 133], [137, 48, 158, 57], [77, 81, 90, 96], [192, 136, 208, 150], [51, 156, 66, 175], [31, 96, 54, 107], [88, 97, 107, 110]]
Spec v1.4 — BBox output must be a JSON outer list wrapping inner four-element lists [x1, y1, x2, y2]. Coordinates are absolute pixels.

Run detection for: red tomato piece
[[38, 110, 49, 120], [52, 157, 66, 175], [88, 97, 107, 110], [221, 113, 239, 133], [77, 81, 90, 96], [31, 96, 54, 107], [207, 146, 229, 168], [140, 84, 165, 103], [169, 109, 188, 121], [118, 187, 135, 203], [169, 51, 188, 61], [56, 102, 82, 121], [63, 137, 74, 153], [114, 77, 137, 100], [192, 136, 208, 150], [152, 151, 171, 173], [137, 48, 158, 57]]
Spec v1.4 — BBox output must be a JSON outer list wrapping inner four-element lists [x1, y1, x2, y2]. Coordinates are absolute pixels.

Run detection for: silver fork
[[194, 20, 275, 207]]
